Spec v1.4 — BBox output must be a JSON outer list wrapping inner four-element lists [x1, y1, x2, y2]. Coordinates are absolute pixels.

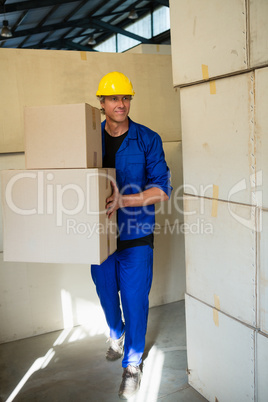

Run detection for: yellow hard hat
[[96, 71, 135, 96]]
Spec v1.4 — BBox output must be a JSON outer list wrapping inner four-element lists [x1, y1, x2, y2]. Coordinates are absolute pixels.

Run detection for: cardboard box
[[184, 195, 257, 326], [170, 0, 247, 86], [25, 103, 102, 169], [181, 69, 268, 208], [185, 294, 255, 402], [1, 168, 116, 264], [249, 0, 268, 68]]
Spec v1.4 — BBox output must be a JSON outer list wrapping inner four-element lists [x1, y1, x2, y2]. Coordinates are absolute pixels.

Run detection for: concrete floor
[[0, 300, 207, 402]]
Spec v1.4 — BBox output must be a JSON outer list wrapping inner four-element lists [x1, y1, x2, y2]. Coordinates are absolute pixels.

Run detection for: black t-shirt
[[103, 129, 154, 252], [103, 130, 128, 168]]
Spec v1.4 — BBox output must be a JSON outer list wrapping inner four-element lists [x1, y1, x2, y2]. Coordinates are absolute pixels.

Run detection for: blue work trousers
[[91, 245, 153, 368]]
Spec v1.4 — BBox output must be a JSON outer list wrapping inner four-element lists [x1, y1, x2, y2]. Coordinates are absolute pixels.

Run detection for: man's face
[[101, 95, 131, 124]]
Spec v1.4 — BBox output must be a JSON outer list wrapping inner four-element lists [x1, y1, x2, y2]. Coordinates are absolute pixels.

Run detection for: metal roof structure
[[0, 0, 170, 51]]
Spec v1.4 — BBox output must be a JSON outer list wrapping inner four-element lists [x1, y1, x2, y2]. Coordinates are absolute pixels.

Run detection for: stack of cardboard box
[[170, 0, 268, 400], [1, 103, 116, 265]]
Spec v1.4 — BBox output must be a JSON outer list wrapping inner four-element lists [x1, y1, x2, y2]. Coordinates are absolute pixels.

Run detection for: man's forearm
[[106, 182, 169, 218], [121, 187, 169, 208]]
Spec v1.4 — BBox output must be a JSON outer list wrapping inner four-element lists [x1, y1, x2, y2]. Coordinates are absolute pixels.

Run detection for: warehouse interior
[[1, 0, 268, 401]]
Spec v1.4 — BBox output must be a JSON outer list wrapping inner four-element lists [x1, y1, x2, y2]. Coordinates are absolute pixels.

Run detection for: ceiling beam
[[0, 0, 164, 15], [62, 0, 89, 22], [18, 4, 60, 48], [61, 39, 97, 51], [3, 17, 153, 44], [23, 38, 97, 51], [11, 10, 28, 32], [77, 0, 128, 46], [3, 20, 93, 39], [0, 0, 79, 14], [54, 0, 107, 48], [85, 0, 152, 48], [87, 16, 153, 43], [154, 0, 169, 6], [90, 7, 150, 19]]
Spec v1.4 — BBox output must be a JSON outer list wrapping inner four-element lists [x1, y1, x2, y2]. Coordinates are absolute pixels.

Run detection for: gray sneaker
[[118, 365, 141, 399], [106, 332, 125, 361]]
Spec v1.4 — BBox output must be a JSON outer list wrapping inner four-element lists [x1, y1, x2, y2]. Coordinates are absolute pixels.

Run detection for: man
[[91, 71, 172, 399]]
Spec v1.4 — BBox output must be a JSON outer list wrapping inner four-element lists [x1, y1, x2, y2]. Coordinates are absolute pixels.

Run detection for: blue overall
[[91, 118, 172, 368]]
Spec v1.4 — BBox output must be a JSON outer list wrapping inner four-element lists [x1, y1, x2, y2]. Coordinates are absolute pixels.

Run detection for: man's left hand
[[106, 180, 123, 219]]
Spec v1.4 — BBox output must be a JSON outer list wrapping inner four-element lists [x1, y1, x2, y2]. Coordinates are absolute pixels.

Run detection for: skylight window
[[94, 6, 170, 53]]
